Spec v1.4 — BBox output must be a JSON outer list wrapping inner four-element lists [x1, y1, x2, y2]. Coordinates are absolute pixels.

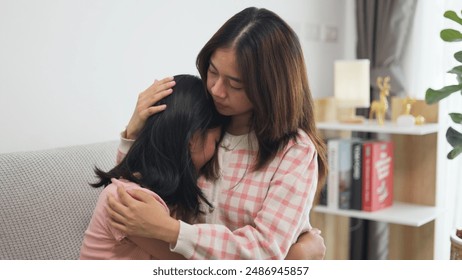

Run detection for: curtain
[[352, 0, 418, 260], [356, 0, 417, 116]]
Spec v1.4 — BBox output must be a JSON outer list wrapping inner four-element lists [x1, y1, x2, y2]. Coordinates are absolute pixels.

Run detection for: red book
[[362, 141, 393, 211]]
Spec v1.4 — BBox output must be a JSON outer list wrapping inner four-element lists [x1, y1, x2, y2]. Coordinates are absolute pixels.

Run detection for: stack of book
[[320, 138, 394, 212]]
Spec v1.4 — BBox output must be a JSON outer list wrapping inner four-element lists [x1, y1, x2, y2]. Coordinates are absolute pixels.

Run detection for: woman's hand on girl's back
[[106, 183, 180, 244], [125, 76, 175, 140]]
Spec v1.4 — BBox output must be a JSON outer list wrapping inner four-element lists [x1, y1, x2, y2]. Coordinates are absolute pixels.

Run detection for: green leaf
[[439, 11, 462, 160], [446, 126, 462, 148], [425, 84, 462, 104], [455, 51, 462, 63], [448, 65, 462, 76], [444, 10, 462, 25], [450, 113, 462, 124], [448, 146, 462, 159], [441, 29, 462, 42]]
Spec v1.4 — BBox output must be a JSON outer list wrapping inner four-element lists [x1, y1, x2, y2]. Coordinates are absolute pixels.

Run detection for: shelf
[[317, 121, 439, 135], [314, 202, 440, 227]]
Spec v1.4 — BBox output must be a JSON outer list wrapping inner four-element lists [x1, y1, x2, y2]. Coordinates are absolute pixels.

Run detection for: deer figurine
[[369, 76, 390, 125]]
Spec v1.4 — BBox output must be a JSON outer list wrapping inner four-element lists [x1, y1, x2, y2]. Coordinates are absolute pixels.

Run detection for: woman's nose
[[210, 77, 226, 99]]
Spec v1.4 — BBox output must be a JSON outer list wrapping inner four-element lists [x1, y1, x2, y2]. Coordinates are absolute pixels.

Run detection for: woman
[[80, 74, 225, 259], [108, 7, 327, 260]]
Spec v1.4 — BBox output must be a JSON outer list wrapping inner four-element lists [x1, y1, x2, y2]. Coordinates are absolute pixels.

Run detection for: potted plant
[[426, 9, 462, 260], [450, 228, 462, 260], [425, 10, 462, 159]]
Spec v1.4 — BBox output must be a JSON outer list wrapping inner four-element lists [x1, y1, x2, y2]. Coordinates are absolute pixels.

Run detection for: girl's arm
[[128, 236, 186, 260]]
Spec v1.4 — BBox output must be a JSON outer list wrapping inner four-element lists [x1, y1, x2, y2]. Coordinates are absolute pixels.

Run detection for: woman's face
[[206, 48, 253, 119], [190, 127, 222, 171]]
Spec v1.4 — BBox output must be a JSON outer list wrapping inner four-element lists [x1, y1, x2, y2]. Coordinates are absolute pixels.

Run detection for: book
[[350, 140, 364, 210], [327, 139, 339, 209], [362, 141, 394, 211], [338, 139, 354, 209], [318, 139, 329, 206], [327, 138, 356, 209]]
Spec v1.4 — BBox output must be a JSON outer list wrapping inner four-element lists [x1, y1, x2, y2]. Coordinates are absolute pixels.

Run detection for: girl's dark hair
[[196, 7, 327, 190], [91, 74, 228, 221]]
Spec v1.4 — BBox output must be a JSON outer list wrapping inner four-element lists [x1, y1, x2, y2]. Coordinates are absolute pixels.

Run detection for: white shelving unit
[[314, 121, 441, 228], [313, 114, 445, 259], [316, 121, 439, 135], [315, 202, 440, 227]]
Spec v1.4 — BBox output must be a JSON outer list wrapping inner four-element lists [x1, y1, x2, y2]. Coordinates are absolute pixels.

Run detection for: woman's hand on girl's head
[[285, 228, 326, 260], [106, 185, 180, 244], [125, 76, 176, 140]]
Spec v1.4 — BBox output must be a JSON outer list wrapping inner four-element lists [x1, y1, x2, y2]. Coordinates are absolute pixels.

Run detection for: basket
[[450, 230, 462, 260]]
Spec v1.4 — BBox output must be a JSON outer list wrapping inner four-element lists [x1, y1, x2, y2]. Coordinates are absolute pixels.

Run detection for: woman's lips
[[213, 100, 226, 109]]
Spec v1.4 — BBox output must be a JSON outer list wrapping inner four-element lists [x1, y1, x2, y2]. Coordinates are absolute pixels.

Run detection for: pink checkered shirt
[[117, 129, 318, 259]]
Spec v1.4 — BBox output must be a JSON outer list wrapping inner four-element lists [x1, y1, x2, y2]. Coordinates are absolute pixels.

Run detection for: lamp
[[334, 59, 370, 123]]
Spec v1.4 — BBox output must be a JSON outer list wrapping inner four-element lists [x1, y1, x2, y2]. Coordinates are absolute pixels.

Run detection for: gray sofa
[[0, 141, 119, 259]]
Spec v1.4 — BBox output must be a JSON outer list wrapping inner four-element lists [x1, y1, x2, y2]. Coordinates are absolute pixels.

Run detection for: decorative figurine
[[415, 115, 426, 125], [369, 76, 390, 125], [397, 97, 416, 126]]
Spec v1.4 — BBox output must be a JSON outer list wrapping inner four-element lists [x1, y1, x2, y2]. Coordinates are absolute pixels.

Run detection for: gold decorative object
[[402, 97, 416, 115], [396, 97, 416, 126], [369, 76, 390, 125], [415, 115, 426, 125]]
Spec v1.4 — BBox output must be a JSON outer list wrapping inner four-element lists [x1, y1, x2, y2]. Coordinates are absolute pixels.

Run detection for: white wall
[[0, 0, 351, 153]]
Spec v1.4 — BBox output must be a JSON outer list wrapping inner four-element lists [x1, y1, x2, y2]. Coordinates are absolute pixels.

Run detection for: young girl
[[79, 74, 226, 259], [107, 7, 327, 259]]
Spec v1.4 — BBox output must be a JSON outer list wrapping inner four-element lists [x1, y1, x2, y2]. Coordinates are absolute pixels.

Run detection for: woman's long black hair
[[91, 74, 228, 221]]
